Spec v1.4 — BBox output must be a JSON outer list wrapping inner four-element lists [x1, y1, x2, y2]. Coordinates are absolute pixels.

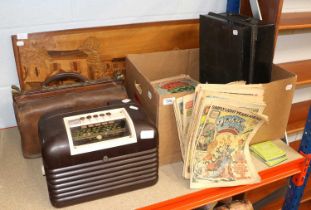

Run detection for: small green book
[[265, 155, 288, 167], [251, 151, 288, 167], [250, 141, 286, 162]]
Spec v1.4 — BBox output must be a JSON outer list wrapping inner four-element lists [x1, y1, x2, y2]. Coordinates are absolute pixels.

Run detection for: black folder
[[199, 12, 275, 84]]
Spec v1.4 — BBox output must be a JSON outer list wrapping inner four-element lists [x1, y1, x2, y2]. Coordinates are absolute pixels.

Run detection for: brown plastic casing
[[39, 101, 158, 207]]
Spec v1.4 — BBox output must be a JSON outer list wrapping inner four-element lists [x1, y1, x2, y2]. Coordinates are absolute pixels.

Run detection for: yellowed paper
[[190, 103, 264, 188]]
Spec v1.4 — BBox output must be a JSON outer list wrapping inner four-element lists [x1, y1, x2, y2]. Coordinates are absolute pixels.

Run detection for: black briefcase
[[199, 12, 275, 84]]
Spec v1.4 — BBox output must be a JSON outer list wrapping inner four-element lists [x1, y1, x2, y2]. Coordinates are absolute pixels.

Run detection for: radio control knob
[[129, 105, 139, 110], [96, 135, 103, 140], [122, 99, 131, 103], [41, 165, 45, 176]]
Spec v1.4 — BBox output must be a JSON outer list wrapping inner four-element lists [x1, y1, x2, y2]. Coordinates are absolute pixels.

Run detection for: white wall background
[[282, 0, 311, 12], [274, 29, 311, 106], [275, 0, 311, 142], [275, 0, 311, 108], [0, 0, 227, 128], [0, 0, 310, 130]]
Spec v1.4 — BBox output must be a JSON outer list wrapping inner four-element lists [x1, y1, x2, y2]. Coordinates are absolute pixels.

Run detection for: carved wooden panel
[[12, 20, 199, 91]]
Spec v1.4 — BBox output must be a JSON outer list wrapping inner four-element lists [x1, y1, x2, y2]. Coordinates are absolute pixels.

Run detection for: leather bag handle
[[42, 72, 87, 87]]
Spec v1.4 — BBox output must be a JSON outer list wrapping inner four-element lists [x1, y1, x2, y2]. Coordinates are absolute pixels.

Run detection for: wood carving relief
[[12, 20, 199, 91], [17, 36, 125, 90]]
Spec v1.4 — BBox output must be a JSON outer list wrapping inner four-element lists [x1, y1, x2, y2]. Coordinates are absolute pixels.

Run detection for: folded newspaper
[[173, 81, 269, 189]]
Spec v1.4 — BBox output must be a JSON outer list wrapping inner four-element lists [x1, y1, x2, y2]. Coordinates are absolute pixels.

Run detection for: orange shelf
[[247, 178, 288, 209], [247, 141, 311, 208], [138, 158, 305, 210], [287, 100, 311, 134], [289, 141, 311, 204], [279, 12, 311, 30], [278, 60, 311, 87]]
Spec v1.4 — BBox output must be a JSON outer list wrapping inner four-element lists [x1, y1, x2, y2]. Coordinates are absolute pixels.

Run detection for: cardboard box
[[125, 49, 296, 165]]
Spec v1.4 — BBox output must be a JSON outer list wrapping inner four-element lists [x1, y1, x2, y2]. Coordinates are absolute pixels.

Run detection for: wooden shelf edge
[[279, 24, 311, 31], [286, 100, 311, 134], [277, 60, 311, 87], [279, 12, 311, 31], [137, 158, 305, 210], [287, 127, 304, 135], [287, 121, 306, 134], [296, 82, 311, 88], [301, 193, 311, 203]]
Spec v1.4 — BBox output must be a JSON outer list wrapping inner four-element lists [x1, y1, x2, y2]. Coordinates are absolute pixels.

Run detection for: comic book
[[183, 98, 213, 178], [173, 97, 185, 160], [182, 93, 195, 138], [182, 88, 266, 179], [190, 103, 264, 188], [152, 74, 199, 95], [172, 81, 268, 186]]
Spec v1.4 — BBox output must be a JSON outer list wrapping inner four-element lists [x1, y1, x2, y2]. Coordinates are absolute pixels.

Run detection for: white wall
[[282, 0, 311, 12], [274, 31, 311, 105], [0, 0, 227, 128], [275, 0, 311, 142], [1, 0, 310, 130]]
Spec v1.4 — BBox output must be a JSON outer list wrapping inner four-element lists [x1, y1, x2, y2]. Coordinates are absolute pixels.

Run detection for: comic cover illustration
[[152, 74, 199, 95], [182, 93, 195, 137], [183, 98, 213, 179], [182, 90, 266, 179], [190, 104, 264, 188]]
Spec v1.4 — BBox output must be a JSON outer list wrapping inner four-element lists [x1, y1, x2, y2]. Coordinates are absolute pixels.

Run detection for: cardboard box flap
[[127, 49, 200, 124], [252, 66, 297, 143], [271, 64, 296, 80], [125, 58, 159, 123], [127, 49, 199, 82]]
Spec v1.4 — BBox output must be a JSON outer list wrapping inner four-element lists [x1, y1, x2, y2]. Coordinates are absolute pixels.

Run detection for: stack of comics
[[173, 82, 268, 189]]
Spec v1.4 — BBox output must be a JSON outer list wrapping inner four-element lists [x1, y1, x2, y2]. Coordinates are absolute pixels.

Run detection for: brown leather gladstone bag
[[12, 72, 128, 158]]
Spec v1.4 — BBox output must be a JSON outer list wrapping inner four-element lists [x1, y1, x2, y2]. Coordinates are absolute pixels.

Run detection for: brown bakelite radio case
[[38, 100, 158, 207]]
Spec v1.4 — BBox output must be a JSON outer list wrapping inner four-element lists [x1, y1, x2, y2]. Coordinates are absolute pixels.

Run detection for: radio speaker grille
[[45, 148, 158, 206]]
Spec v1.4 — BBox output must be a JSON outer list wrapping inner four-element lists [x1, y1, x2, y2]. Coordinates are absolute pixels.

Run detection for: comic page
[[190, 104, 264, 188]]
